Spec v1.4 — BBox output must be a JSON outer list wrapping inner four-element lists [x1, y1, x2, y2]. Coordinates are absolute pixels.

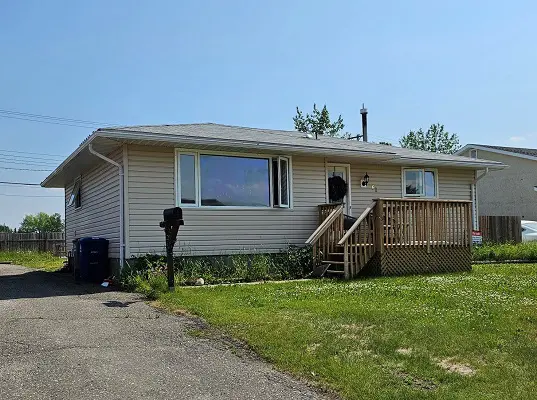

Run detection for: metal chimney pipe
[[360, 103, 368, 142]]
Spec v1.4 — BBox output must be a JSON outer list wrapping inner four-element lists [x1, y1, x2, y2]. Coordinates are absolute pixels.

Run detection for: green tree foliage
[[293, 104, 345, 137], [399, 123, 460, 154], [19, 212, 64, 233], [378, 141, 392, 146], [0, 224, 12, 233]]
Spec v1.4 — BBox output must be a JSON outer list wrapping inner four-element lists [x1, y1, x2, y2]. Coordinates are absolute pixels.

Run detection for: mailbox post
[[159, 207, 184, 291]]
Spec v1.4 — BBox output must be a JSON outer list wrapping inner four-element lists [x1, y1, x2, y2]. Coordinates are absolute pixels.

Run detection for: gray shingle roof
[[471, 144, 537, 158], [98, 123, 501, 166]]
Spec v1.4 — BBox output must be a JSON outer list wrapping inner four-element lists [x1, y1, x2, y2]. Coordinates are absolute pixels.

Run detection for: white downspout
[[472, 167, 489, 230], [88, 144, 125, 271]]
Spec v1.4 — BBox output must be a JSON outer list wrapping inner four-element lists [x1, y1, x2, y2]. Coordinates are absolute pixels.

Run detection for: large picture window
[[402, 168, 437, 198], [176, 151, 291, 208]]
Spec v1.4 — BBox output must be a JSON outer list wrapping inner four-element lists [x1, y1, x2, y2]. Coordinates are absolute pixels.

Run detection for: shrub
[[472, 241, 537, 262], [119, 245, 313, 292]]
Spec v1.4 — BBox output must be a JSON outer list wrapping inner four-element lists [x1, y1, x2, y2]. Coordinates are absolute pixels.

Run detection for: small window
[[403, 168, 437, 198], [68, 178, 81, 208], [470, 149, 478, 159], [273, 157, 290, 208], [178, 153, 197, 206]]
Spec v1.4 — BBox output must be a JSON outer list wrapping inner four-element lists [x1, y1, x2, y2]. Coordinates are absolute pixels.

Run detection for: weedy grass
[[155, 264, 537, 400], [0, 251, 64, 272], [473, 241, 537, 262]]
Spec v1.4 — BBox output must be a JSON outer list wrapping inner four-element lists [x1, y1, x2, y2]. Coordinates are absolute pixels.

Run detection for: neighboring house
[[42, 124, 505, 277], [455, 144, 537, 222]]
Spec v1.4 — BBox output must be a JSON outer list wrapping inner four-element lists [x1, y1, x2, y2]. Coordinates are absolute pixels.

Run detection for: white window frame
[[274, 156, 290, 208], [68, 177, 82, 209], [174, 149, 292, 209], [176, 152, 199, 207], [470, 149, 478, 159], [401, 168, 438, 198]]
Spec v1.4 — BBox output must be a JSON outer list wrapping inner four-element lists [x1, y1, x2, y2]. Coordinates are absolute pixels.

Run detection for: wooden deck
[[307, 199, 472, 278]]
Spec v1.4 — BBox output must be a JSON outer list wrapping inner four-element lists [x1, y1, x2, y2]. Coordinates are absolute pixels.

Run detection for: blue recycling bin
[[73, 237, 109, 283]]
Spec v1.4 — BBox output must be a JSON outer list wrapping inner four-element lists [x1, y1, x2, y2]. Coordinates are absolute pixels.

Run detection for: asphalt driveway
[[0, 265, 327, 400]]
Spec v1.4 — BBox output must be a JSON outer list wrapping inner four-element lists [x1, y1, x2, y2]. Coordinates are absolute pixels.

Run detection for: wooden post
[[426, 201, 431, 253], [344, 242, 350, 279], [466, 203, 473, 247], [375, 199, 384, 255]]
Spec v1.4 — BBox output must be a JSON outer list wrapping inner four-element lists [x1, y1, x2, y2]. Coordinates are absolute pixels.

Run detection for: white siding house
[[42, 124, 506, 271]]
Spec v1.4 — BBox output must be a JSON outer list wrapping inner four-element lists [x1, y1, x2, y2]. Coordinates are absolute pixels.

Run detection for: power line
[[0, 109, 113, 125], [0, 114, 99, 128], [0, 148, 66, 158], [0, 166, 53, 172], [0, 181, 42, 186], [0, 159, 60, 167], [0, 109, 118, 129], [0, 154, 63, 164], [0, 193, 63, 198]]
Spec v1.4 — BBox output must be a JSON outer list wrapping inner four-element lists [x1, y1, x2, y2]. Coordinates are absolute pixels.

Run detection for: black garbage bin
[[72, 237, 109, 283]]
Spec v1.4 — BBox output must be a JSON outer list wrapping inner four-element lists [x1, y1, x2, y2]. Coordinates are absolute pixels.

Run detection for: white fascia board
[[456, 144, 537, 162], [386, 156, 507, 170], [41, 132, 98, 188]]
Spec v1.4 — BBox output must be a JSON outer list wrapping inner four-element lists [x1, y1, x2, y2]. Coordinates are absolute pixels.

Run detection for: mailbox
[[159, 207, 184, 290]]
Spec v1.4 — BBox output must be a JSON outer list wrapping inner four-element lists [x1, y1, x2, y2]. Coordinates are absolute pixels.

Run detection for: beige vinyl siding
[[461, 149, 537, 220], [64, 148, 121, 258], [350, 164, 472, 213], [127, 145, 474, 256], [127, 145, 326, 256]]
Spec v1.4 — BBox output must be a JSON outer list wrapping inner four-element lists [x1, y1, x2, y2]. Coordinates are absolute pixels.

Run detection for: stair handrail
[[337, 201, 377, 245], [305, 204, 344, 245]]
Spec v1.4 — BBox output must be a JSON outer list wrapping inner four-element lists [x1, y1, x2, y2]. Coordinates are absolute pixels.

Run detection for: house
[[455, 144, 537, 221], [41, 124, 506, 277]]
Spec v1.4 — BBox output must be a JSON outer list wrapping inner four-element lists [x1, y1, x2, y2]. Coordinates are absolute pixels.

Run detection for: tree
[[293, 104, 345, 138], [399, 123, 460, 154], [19, 212, 64, 233], [0, 224, 12, 233]]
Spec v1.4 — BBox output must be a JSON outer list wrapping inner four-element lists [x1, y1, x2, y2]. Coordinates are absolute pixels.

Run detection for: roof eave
[[96, 129, 399, 160], [456, 144, 537, 162], [388, 156, 507, 169], [40, 132, 98, 188]]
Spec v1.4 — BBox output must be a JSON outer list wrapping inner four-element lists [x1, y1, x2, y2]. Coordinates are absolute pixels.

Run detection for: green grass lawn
[[157, 264, 537, 400], [0, 251, 64, 271]]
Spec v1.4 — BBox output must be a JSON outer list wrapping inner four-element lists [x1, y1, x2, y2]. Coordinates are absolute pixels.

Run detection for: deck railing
[[337, 201, 377, 278], [318, 203, 342, 225], [308, 199, 473, 279], [379, 198, 473, 249], [306, 204, 344, 266]]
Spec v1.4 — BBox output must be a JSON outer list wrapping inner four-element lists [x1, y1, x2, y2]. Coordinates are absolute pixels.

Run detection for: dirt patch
[[396, 348, 413, 356], [437, 358, 476, 376], [393, 370, 437, 391]]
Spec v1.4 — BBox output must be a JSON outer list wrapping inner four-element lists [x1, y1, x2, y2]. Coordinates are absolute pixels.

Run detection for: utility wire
[[0, 114, 100, 128], [0, 193, 62, 198], [0, 109, 118, 129], [0, 159, 60, 167], [0, 109, 113, 125], [0, 181, 42, 186], [0, 148, 66, 158], [0, 166, 53, 172], [0, 154, 63, 164]]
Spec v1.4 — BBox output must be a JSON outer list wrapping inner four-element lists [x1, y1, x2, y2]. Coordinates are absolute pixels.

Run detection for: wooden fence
[[479, 216, 522, 243], [0, 232, 66, 255]]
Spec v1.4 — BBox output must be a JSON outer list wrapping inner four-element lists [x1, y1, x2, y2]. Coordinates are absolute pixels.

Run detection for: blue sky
[[1, 0, 536, 228]]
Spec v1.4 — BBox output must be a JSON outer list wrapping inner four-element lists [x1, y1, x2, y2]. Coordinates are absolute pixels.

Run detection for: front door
[[326, 164, 351, 215]]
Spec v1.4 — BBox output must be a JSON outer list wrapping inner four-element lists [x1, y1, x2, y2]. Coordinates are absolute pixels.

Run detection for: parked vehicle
[[521, 220, 537, 242]]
